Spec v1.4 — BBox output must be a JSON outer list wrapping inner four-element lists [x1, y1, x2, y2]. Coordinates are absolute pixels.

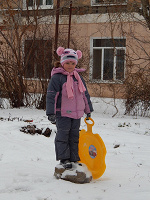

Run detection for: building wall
[[0, 0, 149, 99], [56, 12, 149, 98]]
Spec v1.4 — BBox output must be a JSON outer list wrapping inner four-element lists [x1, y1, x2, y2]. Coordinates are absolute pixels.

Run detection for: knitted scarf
[[51, 67, 86, 99]]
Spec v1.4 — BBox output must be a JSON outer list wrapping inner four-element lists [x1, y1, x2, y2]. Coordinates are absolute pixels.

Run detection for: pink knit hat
[[56, 47, 82, 66]]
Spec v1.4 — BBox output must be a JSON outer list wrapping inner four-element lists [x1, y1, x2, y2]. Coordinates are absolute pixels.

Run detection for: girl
[[46, 47, 93, 169]]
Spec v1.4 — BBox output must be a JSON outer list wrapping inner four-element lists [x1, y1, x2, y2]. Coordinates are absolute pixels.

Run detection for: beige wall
[[0, 0, 23, 9], [54, 0, 91, 7], [88, 83, 126, 98]]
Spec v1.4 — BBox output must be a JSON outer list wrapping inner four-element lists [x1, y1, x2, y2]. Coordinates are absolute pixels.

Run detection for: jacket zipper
[[74, 80, 78, 119]]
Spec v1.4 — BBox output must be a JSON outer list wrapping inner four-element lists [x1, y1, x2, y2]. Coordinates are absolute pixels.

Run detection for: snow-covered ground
[[0, 98, 150, 200]]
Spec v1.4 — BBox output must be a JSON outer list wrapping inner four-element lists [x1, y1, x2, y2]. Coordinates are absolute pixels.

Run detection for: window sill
[[23, 77, 50, 81], [91, 3, 127, 7], [23, 5, 53, 10], [90, 79, 124, 84]]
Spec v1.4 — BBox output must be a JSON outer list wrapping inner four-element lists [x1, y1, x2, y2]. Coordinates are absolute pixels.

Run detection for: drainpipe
[[68, 1, 72, 48], [54, 0, 60, 59]]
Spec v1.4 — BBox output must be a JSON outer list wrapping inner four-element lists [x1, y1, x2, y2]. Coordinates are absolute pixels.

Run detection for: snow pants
[[55, 116, 81, 162]]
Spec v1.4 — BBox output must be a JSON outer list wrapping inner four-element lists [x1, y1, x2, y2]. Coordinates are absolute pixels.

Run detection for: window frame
[[91, 0, 128, 6], [23, 39, 52, 80], [23, 0, 53, 10], [90, 37, 126, 83]]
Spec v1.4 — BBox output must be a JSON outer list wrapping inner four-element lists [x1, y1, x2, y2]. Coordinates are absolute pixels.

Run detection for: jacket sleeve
[[46, 74, 61, 116], [80, 76, 94, 114]]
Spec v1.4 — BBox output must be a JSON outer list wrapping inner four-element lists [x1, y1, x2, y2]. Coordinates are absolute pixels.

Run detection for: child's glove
[[86, 113, 91, 120], [48, 115, 56, 124]]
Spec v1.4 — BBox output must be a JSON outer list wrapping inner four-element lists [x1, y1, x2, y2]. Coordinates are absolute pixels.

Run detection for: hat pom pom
[[76, 50, 82, 59], [57, 47, 65, 56]]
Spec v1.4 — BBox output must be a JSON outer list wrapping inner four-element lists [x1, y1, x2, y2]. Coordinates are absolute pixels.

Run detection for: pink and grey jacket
[[46, 67, 93, 119]]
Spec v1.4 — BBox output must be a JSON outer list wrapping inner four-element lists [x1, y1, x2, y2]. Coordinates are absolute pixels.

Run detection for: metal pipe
[[68, 1, 72, 48], [54, 0, 60, 59]]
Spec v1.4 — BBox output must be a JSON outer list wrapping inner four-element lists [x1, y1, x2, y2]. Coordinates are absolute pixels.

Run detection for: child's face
[[63, 61, 76, 72]]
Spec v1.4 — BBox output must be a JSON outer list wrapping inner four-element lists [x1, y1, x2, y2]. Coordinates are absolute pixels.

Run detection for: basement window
[[23, 0, 53, 10]]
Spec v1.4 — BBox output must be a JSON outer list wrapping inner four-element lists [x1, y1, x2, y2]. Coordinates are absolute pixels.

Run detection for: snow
[[0, 97, 150, 200]]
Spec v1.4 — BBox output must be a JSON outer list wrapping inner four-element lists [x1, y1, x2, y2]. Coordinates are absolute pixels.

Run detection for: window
[[92, 0, 128, 6], [24, 40, 52, 79], [90, 38, 126, 82], [23, 0, 53, 10]]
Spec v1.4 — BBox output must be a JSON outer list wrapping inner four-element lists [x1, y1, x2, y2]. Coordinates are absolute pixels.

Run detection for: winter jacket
[[46, 67, 93, 119]]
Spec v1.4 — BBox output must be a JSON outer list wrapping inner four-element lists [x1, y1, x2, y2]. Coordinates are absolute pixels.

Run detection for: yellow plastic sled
[[79, 117, 106, 179]]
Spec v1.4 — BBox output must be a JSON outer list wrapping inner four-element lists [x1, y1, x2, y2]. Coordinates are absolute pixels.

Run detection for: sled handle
[[84, 117, 95, 134]]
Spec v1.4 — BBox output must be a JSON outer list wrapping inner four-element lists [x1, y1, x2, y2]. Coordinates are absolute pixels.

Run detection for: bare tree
[[0, 0, 149, 115], [138, 0, 150, 30], [88, 0, 150, 117], [112, 1, 149, 116], [0, 0, 89, 108], [0, 0, 55, 108], [124, 1, 150, 116]]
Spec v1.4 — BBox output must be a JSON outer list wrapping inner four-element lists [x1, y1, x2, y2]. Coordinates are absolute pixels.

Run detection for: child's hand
[[48, 115, 56, 124], [86, 113, 91, 120]]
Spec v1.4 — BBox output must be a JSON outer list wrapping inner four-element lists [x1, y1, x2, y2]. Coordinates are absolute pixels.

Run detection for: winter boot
[[72, 161, 82, 166], [60, 159, 72, 169]]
